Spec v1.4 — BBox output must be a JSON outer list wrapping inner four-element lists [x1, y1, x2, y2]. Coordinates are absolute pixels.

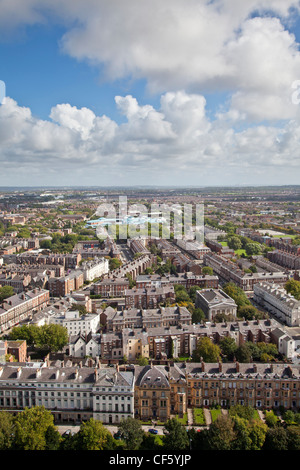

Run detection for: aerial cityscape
[[1, 0, 300, 456]]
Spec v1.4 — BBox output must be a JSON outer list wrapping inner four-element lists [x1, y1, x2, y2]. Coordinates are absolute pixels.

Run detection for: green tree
[[163, 418, 189, 451], [264, 410, 279, 428], [189, 285, 202, 302], [0, 411, 15, 450], [76, 418, 113, 450], [0, 286, 14, 302], [13, 406, 57, 450], [137, 355, 149, 366], [244, 242, 262, 256], [287, 426, 300, 450], [174, 285, 191, 303], [219, 337, 238, 361], [227, 235, 242, 251], [283, 410, 295, 425], [262, 426, 289, 451], [202, 266, 214, 275], [238, 304, 260, 320], [235, 343, 252, 363], [247, 419, 268, 450], [192, 308, 205, 324], [36, 324, 69, 353], [204, 414, 236, 450], [192, 336, 221, 362], [9, 324, 40, 346], [44, 425, 62, 450], [117, 417, 144, 450], [222, 282, 251, 311], [109, 258, 122, 271], [285, 279, 300, 300]]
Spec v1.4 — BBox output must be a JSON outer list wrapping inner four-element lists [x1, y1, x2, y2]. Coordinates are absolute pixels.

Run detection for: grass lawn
[[210, 409, 222, 422], [193, 408, 206, 425], [175, 414, 188, 425], [235, 249, 247, 256], [220, 241, 228, 246]]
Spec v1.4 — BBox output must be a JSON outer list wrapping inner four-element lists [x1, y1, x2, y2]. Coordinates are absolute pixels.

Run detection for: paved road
[[57, 424, 166, 436]]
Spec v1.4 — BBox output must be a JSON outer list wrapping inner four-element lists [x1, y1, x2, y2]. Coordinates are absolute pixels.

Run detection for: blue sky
[[0, 1, 300, 187]]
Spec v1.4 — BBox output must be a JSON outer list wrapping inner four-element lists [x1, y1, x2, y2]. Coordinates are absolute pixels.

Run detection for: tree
[[244, 242, 262, 256], [285, 279, 300, 300], [76, 418, 113, 450], [202, 266, 213, 275], [235, 343, 252, 363], [286, 426, 300, 450], [35, 324, 69, 353], [0, 411, 15, 450], [163, 418, 189, 450], [9, 324, 40, 346], [117, 417, 144, 450], [262, 426, 289, 451], [247, 419, 268, 450], [174, 285, 191, 303], [13, 406, 57, 450], [264, 410, 279, 428], [44, 425, 62, 450], [0, 286, 14, 302], [189, 285, 202, 302], [192, 336, 221, 362], [238, 305, 260, 320], [219, 337, 238, 361], [204, 415, 237, 450], [227, 236, 242, 251], [229, 404, 256, 421], [109, 258, 122, 270], [283, 410, 295, 425], [137, 355, 149, 365], [192, 308, 205, 324], [222, 282, 251, 311]]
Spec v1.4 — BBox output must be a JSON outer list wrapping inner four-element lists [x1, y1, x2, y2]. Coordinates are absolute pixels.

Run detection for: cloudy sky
[[1, 0, 300, 187]]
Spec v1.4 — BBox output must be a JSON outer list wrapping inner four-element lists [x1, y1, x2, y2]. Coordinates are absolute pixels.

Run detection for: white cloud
[[1, 1, 300, 184], [0, 92, 300, 186]]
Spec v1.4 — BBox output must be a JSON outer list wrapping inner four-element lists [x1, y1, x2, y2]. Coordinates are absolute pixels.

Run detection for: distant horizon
[[1, 184, 300, 190]]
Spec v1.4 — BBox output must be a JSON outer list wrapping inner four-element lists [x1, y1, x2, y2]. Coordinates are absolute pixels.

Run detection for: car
[[148, 428, 158, 434]]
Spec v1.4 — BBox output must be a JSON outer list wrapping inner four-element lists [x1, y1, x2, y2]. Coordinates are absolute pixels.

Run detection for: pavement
[[57, 424, 165, 436]]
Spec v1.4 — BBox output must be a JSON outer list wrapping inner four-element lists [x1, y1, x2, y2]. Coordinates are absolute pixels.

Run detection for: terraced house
[[0, 361, 134, 425], [0, 360, 300, 425]]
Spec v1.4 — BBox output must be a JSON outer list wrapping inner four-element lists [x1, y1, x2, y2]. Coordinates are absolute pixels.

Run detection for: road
[[57, 423, 166, 436]]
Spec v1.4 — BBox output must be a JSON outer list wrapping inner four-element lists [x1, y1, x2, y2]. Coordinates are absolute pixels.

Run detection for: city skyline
[[1, 1, 300, 187]]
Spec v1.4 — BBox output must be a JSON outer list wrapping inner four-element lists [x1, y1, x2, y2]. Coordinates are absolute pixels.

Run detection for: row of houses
[[203, 252, 289, 292], [253, 282, 300, 327], [93, 272, 219, 298], [68, 317, 293, 361], [0, 288, 50, 333], [1, 360, 300, 424]]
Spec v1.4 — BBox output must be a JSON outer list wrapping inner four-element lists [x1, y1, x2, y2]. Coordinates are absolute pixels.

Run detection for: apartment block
[[0, 362, 134, 425], [124, 285, 176, 309], [204, 252, 289, 292], [48, 271, 84, 297], [101, 305, 192, 332], [0, 288, 50, 333], [253, 282, 300, 327]]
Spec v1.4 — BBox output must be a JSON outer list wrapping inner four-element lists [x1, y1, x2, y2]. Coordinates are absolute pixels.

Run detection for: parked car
[[148, 428, 158, 434]]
